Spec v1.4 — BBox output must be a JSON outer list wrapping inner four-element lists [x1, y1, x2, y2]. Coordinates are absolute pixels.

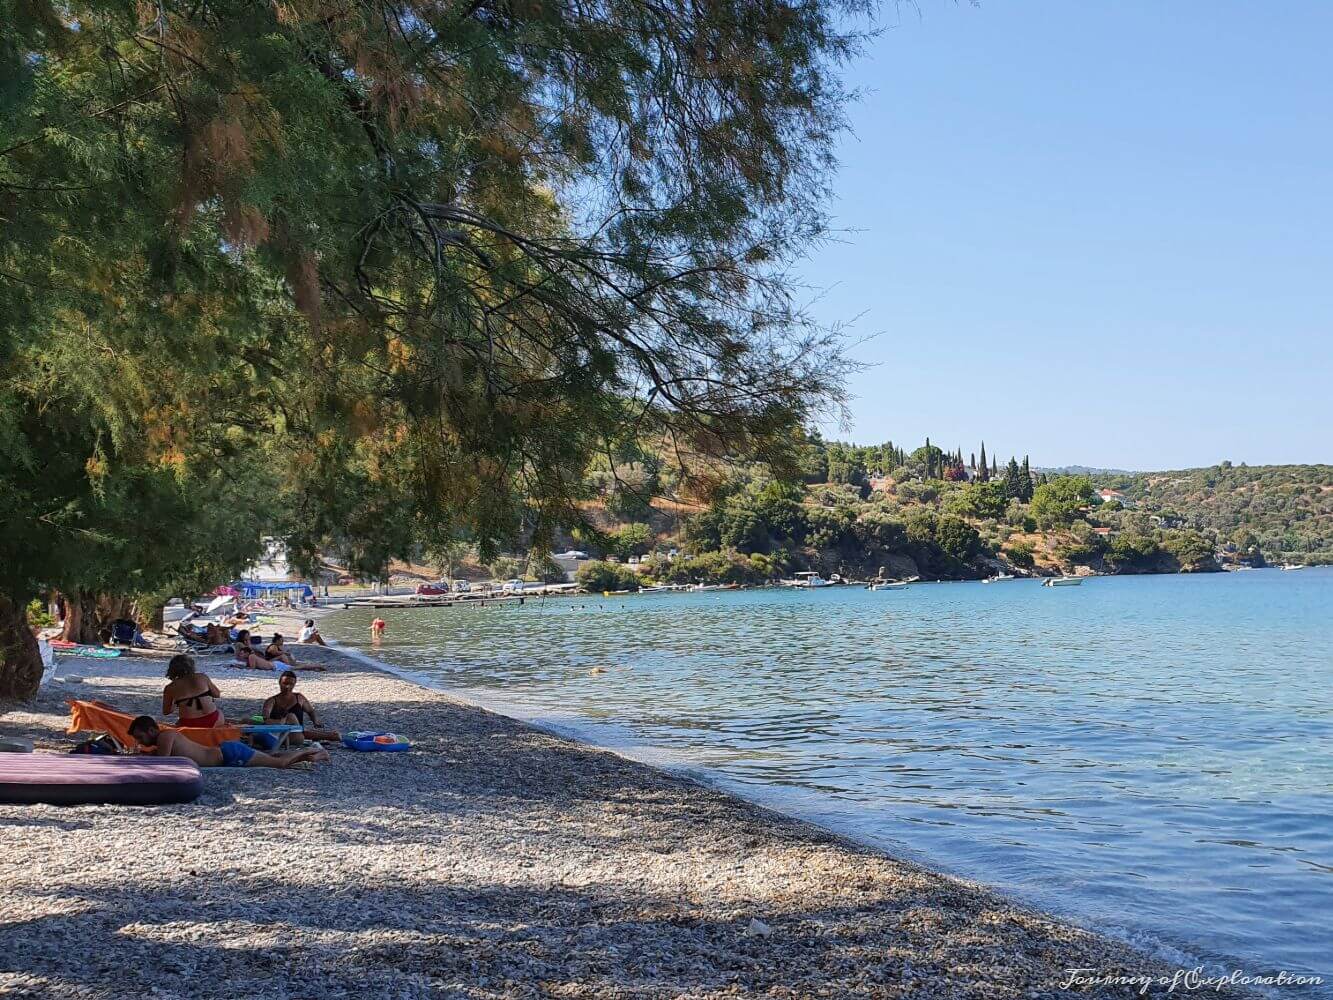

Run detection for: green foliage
[[25, 600, 54, 629], [665, 551, 768, 586], [527, 553, 568, 584], [1162, 530, 1216, 571], [1, 0, 864, 695], [854, 512, 907, 550], [424, 539, 475, 581], [804, 504, 856, 550], [488, 555, 525, 580], [1031, 477, 1095, 529], [935, 515, 981, 562], [575, 560, 640, 593], [905, 510, 939, 547], [1101, 465, 1333, 563], [947, 480, 1010, 521], [1003, 540, 1036, 568], [693, 480, 805, 554], [608, 522, 654, 560], [1104, 533, 1162, 572]]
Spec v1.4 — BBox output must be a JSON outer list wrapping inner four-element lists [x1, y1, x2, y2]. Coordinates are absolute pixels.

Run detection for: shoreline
[[1, 634, 1257, 997]]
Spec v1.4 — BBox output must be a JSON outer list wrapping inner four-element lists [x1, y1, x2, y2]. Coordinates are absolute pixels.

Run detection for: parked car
[[501, 579, 526, 594], [452, 580, 471, 593], [556, 549, 589, 560], [415, 582, 450, 596]]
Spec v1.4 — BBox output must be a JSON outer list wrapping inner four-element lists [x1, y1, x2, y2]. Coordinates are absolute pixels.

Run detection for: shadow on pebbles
[[0, 650, 1250, 998]]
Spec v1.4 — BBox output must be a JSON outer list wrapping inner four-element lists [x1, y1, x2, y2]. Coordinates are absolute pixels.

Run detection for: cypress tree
[[978, 442, 989, 482], [1005, 457, 1023, 500], [1021, 455, 1033, 501]]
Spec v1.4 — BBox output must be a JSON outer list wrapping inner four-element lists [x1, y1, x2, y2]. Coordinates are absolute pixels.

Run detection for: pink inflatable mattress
[[0, 755, 203, 806]]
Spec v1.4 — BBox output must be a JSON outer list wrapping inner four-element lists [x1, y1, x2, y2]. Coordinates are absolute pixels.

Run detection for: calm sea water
[[322, 569, 1333, 984]]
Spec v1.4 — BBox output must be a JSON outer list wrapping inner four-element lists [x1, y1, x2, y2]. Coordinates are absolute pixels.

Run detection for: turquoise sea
[[323, 568, 1333, 986]]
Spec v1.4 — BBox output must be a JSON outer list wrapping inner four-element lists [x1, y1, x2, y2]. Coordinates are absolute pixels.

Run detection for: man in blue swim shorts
[[129, 717, 330, 769]]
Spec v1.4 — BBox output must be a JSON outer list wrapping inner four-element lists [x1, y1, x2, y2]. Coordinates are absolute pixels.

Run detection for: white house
[[1097, 488, 1136, 509], [248, 537, 291, 581]]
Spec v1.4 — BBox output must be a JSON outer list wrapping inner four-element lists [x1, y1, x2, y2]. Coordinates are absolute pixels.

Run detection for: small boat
[[1043, 576, 1083, 587], [983, 573, 1017, 584], [869, 581, 909, 591], [1281, 563, 1307, 571], [789, 572, 831, 588]]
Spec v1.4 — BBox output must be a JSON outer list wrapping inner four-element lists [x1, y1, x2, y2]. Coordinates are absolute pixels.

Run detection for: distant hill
[[1036, 465, 1138, 477], [1092, 463, 1333, 565]]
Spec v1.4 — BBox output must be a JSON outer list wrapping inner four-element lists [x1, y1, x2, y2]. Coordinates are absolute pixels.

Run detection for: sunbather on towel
[[230, 629, 279, 671], [162, 654, 225, 727], [232, 630, 327, 672], [263, 670, 340, 743], [128, 716, 329, 769], [264, 633, 298, 666]]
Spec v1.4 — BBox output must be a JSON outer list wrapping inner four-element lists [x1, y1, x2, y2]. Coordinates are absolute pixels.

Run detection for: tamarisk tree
[[1, 0, 866, 696]]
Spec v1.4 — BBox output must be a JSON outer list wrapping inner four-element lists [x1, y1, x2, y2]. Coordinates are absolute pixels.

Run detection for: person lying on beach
[[264, 633, 298, 666], [263, 670, 340, 743], [162, 654, 225, 728], [232, 629, 327, 672], [230, 629, 280, 671], [128, 716, 329, 769], [298, 618, 327, 646]]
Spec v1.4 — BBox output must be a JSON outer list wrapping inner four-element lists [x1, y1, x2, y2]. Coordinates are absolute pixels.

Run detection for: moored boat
[[787, 572, 831, 588], [1043, 576, 1083, 587]]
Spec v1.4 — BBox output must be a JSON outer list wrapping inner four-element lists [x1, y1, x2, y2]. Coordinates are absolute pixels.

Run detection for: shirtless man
[[128, 716, 330, 769]]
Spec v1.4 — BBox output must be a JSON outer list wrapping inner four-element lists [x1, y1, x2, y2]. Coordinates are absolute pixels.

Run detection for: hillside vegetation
[[562, 440, 1262, 587], [439, 445, 1332, 588], [1097, 464, 1333, 565]]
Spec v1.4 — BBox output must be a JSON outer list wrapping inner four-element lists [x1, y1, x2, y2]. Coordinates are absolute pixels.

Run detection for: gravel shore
[[1, 639, 1248, 999]]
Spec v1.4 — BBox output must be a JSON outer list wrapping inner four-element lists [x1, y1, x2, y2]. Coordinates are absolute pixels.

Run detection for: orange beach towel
[[67, 700, 242, 749]]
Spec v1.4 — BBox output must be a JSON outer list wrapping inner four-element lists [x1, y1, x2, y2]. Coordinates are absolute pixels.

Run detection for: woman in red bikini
[[161, 653, 225, 728]]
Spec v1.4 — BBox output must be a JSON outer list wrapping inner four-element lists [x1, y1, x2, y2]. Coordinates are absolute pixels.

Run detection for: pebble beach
[[0, 632, 1252, 998]]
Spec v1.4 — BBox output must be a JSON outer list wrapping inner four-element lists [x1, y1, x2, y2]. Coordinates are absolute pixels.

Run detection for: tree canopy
[[0, 0, 867, 695]]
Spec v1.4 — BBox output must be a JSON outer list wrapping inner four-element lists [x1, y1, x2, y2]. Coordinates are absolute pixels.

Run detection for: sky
[[802, 0, 1333, 470]]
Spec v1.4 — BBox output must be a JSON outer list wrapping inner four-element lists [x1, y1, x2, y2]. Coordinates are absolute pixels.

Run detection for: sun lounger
[[0, 754, 203, 806], [67, 700, 242, 749]]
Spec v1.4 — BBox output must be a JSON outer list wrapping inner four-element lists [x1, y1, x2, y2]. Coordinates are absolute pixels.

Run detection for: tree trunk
[[99, 594, 134, 621], [60, 590, 101, 645], [0, 594, 43, 700], [134, 600, 165, 632]]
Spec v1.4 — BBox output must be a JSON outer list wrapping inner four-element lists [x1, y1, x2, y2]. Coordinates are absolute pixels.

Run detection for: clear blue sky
[[805, 0, 1332, 470]]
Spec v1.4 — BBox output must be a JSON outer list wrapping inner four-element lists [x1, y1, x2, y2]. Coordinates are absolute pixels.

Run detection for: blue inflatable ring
[[342, 731, 411, 753]]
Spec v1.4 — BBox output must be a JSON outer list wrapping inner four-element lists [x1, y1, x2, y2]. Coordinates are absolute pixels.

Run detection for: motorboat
[[983, 573, 1017, 583], [869, 580, 909, 590], [789, 572, 831, 588], [1281, 563, 1307, 571], [1043, 576, 1083, 587]]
